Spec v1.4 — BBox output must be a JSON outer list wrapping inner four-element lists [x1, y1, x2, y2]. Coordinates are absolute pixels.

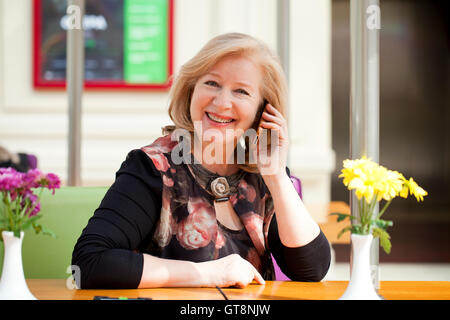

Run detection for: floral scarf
[[140, 132, 276, 280]]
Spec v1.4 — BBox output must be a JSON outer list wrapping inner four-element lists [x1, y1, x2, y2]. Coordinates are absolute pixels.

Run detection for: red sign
[[33, 0, 174, 90]]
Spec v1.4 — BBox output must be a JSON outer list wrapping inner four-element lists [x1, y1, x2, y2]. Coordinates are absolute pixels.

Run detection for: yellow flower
[[335, 157, 427, 250], [406, 177, 428, 202], [400, 185, 409, 198], [340, 157, 385, 203], [338, 157, 425, 204], [348, 177, 374, 203], [339, 157, 374, 187], [378, 169, 405, 201]]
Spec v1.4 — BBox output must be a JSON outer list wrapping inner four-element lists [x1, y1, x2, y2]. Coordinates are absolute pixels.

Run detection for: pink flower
[[238, 179, 257, 202], [230, 193, 238, 206], [9, 190, 19, 201], [215, 230, 226, 250], [151, 154, 170, 172], [0, 166, 60, 235], [229, 193, 238, 206], [162, 174, 174, 187], [142, 134, 178, 155], [24, 169, 45, 188], [241, 213, 265, 254], [21, 169, 60, 194], [21, 190, 40, 217], [177, 197, 217, 250], [0, 168, 23, 192], [154, 193, 177, 247], [241, 212, 263, 231], [45, 173, 61, 193], [0, 167, 17, 175]]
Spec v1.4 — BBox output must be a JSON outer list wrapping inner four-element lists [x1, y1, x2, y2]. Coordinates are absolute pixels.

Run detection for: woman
[[72, 33, 330, 289]]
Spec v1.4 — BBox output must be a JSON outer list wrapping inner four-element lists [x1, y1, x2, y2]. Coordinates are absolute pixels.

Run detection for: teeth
[[207, 112, 234, 123]]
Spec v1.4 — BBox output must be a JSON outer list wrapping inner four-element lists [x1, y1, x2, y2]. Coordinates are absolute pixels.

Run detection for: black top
[[71, 149, 331, 289]]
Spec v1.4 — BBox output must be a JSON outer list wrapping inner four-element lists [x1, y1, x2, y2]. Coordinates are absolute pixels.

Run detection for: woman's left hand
[[250, 103, 289, 179]]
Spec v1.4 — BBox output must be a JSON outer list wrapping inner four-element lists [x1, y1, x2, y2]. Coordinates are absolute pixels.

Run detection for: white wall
[[0, 0, 334, 222]]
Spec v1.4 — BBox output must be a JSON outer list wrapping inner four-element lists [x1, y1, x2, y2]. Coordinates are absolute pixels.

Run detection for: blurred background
[[331, 0, 450, 270], [0, 0, 448, 280]]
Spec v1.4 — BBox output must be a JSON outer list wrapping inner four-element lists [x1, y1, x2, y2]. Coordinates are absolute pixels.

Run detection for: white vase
[[339, 234, 381, 300], [0, 231, 37, 300]]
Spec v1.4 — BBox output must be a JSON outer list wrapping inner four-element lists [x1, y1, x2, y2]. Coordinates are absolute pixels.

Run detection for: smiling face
[[190, 54, 263, 148]]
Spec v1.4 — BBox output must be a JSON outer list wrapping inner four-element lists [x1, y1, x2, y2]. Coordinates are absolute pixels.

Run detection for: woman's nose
[[212, 90, 232, 109]]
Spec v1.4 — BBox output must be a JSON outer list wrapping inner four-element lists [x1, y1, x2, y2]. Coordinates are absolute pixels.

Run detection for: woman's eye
[[235, 88, 249, 95], [205, 80, 219, 87]]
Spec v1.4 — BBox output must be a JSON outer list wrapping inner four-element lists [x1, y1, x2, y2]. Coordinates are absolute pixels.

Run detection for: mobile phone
[[252, 98, 268, 144]]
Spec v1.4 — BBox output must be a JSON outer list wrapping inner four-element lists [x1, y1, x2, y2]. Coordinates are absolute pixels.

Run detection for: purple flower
[[44, 173, 61, 194], [21, 190, 41, 217], [0, 167, 17, 175], [24, 168, 45, 189], [0, 168, 24, 192], [19, 169, 61, 194], [1, 166, 60, 236]]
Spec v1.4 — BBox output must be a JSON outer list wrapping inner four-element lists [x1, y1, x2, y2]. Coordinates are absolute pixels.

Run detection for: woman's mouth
[[205, 112, 235, 126]]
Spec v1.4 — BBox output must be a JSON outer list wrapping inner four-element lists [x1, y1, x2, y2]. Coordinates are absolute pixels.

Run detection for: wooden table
[[26, 279, 450, 300]]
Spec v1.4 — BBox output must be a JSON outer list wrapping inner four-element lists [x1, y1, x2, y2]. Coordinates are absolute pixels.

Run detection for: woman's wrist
[[262, 170, 290, 192], [139, 254, 217, 288], [197, 260, 218, 287]]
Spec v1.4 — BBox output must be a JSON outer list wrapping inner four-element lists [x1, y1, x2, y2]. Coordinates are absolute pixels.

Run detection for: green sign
[[124, 0, 168, 83]]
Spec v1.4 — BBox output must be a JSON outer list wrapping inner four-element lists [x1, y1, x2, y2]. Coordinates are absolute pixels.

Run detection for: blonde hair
[[163, 32, 288, 173]]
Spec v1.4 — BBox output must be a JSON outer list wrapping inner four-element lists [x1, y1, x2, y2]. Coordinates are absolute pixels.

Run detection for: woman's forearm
[[138, 253, 213, 288], [138, 253, 265, 288], [263, 172, 320, 248]]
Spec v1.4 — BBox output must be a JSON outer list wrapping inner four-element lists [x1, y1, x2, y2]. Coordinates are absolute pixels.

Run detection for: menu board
[[33, 0, 173, 89]]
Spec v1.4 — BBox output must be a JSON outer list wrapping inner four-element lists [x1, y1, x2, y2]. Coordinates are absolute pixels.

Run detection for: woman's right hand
[[204, 254, 265, 288]]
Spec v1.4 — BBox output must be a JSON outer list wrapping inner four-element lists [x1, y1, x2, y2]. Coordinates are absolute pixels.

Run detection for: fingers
[[262, 110, 284, 127], [263, 104, 285, 122], [260, 121, 282, 132], [232, 267, 264, 288], [226, 255, 266, 288], [265, 103, 281, 116], [244, 259, 265, 286], [252, 268, 266, 285], [260, 105, 288, 136]]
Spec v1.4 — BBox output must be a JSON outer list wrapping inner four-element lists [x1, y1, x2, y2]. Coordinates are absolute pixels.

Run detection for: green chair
[[0, 186, 108, 279]]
